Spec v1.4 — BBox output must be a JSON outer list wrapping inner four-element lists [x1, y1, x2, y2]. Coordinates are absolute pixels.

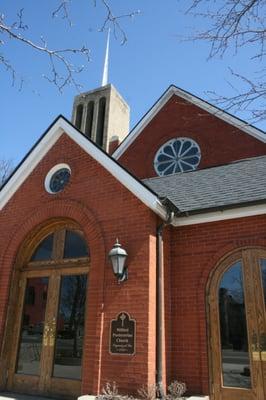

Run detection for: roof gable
[[113, 85, 266, 160], [0, 116, 167, 220]]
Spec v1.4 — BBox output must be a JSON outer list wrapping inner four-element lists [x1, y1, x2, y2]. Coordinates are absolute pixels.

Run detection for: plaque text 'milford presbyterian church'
[[109, 312, 136, 355]]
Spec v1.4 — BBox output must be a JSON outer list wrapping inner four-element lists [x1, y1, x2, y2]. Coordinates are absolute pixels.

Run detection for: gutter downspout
[[156, 211, 174, 398]]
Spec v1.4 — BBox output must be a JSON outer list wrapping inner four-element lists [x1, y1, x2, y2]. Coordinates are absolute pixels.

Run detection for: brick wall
[[0, 133, 158, 396], [169, 214, 266, 395], [1, 129, 265, 398], [119, 96, 266, 179]]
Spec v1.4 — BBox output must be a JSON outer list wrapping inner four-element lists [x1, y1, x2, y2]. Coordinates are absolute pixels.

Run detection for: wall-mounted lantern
[[108, 239, 128, 283]]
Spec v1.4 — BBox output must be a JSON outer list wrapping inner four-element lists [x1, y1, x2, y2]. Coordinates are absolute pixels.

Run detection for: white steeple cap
[[101, 28, 110, 86]]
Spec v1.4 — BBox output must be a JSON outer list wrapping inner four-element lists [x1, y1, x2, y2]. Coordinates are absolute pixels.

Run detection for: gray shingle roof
[[143, 156, 266, 214]]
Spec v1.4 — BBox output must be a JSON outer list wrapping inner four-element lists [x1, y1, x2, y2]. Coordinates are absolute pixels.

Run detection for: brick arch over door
[[0, 198, 106, 394]]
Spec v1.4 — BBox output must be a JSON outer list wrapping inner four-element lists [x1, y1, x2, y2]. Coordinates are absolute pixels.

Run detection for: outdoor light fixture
[[108, 239, 128, 283]]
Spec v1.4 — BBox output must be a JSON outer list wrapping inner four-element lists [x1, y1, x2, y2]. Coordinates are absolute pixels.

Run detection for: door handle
[[43, 319, 57, 347], [43, 323, 50, 346], [260, 332, 266, 361], [48, 317, 56, 347], [251, 332, 260, 361]]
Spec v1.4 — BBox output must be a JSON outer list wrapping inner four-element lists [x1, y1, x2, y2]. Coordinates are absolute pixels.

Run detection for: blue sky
[[2, 0, 265, 165]]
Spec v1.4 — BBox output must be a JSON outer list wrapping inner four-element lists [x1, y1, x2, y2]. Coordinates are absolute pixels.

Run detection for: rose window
[[154, 137, 201, 176]]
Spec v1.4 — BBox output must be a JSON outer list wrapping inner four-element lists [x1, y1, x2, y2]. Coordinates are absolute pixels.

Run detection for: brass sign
[[109, 312, 136, 355]]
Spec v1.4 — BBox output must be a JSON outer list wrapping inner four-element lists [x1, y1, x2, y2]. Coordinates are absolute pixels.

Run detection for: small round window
[[45, 164, 71, 194], [154, 137, 201, 176]]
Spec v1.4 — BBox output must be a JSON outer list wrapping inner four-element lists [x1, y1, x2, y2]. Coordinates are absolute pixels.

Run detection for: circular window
[[45, 164, 71, 194], [154, 137, 201, 176]]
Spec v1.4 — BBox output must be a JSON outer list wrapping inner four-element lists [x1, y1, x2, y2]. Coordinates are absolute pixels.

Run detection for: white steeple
[[71, 27, 130, 153], [101, 28, 110, 86]]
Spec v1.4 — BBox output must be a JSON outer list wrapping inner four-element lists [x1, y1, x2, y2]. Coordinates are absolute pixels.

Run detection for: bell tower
[[71, 31, 130, 153]]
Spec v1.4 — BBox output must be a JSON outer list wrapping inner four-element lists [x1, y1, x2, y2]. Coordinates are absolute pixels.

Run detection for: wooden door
[[5, 225, 90, 399], [254, 251, 266, 395], [209, 249, 266, 400], [7, 268, 88, 398]]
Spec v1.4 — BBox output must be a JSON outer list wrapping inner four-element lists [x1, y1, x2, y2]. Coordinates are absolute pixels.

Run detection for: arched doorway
[[5, 220, 90, 398], [208, 249, 266, 400]]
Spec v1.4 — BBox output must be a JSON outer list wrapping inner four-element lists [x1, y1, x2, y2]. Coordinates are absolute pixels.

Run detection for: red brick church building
[[0, 83, 265, 400]]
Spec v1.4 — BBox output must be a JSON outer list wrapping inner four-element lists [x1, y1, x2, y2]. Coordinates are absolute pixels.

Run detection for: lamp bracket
[[117, 266, 128, 284]]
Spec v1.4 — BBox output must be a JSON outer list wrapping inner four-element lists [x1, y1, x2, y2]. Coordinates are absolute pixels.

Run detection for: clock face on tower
[[154, 137, 201, 176]]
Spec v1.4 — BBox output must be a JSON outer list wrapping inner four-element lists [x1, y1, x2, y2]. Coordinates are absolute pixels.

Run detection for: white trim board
[[113, 85, 266, 160], [0, 117, 167, 221], [173, 203, 266, 226]]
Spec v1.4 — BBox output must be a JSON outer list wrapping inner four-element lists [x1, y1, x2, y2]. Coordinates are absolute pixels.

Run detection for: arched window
[[75, 104, 84, 130], [14, 223, 90, 388], [30, 228, 89, 263], [85, 101, 94, 139], [96, 97, 106, 147]]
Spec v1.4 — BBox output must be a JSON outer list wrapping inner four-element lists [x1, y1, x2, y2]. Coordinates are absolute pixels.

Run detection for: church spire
[[101, 28, 110, 86], [71, 27, 129, 153]]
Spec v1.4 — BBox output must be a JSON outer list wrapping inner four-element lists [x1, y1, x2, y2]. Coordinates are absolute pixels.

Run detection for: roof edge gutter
[[172, 203, 266, 227], [151, 197, 179, 222]]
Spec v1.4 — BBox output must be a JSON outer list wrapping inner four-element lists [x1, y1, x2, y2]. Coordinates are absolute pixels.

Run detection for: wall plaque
[[109, 312, 136, 355]]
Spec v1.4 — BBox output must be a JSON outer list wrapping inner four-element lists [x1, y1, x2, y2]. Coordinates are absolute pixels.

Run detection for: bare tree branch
[[207, 67, 266, 122], [52, 0, 73, 26], [0, 159, 13, 188], [0, 2, 139, 91], [185, 0, 266, 57], [182, 0, 266, 122], [95, 0, 140, 45], [0, 10, 90, 91]]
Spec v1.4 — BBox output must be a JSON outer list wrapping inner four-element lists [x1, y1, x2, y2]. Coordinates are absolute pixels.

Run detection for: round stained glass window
[[154, 137, 201, 176], [49, 168, 70, 193], [45, 164, 71, 194]]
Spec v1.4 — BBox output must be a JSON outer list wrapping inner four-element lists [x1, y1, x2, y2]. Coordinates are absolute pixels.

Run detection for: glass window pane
[[163, 145, 175, 157], [219, 261, 251, 388], [260, 259, 266, 308], [63, 231, 89, 259], [180, 140, 191, 154], [157, 154, 171, 163], [16, 277, 49, 375], [53, 275, 87, 379], [31, 234, 53, 261]]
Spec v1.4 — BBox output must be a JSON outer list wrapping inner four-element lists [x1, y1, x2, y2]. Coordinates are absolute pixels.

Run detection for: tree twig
[[181, 0, 266, 121], [0, 12, 90, 91]]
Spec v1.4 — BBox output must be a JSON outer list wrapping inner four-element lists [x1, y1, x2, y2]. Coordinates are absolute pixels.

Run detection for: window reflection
[[53, 274, 87, 379], [31, 234, 53, 261], [63, 231, 88, 259], [219, 261, 251, 388], [16, 277, 49, 375], [261, 259, 266, 309]]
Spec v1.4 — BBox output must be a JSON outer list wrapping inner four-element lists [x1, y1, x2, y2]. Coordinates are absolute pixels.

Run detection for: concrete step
[[0, 393, 54, 400], [0, 393, 209, 400]]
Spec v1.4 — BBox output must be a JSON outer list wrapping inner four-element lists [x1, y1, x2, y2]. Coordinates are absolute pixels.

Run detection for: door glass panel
[[63, 231, 89, 259], [53, 274, 87, 379], [16, 277, 49, 375], [260, 259, 266, 308], [219, 261, 251, 388]]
